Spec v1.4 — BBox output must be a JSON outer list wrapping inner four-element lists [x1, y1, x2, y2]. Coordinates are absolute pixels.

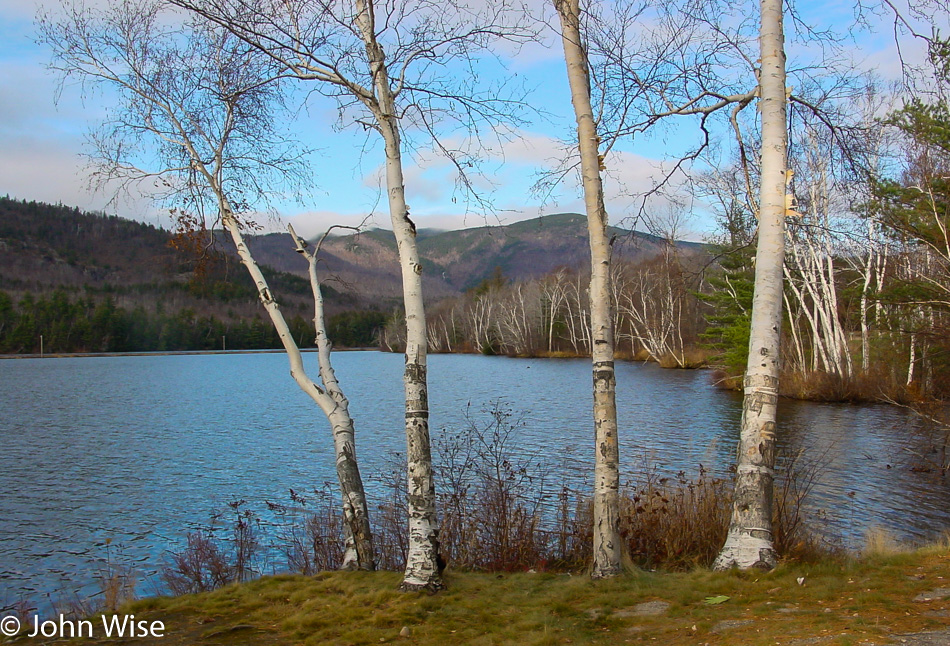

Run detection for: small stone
[[614, 601, 671, 618], [889, 628, 950, 644], [711, 620, 753, 634], [914, 588, 950, 602], [399, 626, 411, 638]]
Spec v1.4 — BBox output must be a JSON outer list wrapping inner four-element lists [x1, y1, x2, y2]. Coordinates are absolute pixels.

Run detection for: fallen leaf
[[703, 595, 730, 605]]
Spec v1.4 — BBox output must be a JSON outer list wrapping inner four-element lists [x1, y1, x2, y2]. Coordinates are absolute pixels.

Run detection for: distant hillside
[[246, 212, 704, 300], [0, 197, 350, 304], [0, 198, 179, 289], [0, 198, 363, 353]]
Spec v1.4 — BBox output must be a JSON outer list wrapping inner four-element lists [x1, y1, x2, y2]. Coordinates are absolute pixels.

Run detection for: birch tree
[[39, 0, 377, 569], [713, 0, 788, 570], [171, 0, 532, 591], [553, 0, 623, 578]]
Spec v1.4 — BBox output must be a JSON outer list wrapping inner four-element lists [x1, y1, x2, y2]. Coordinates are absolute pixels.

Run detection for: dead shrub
[[550, 486, 592, 569], [274, 487, 347, 576], [153, 405, 841, 588], [161, 500, 261, 595], [434, 402, 554, 571], [372, 453, 411, 571], [161, 531, 233, 595], [773, 448, 841, 562], [620, 466, 731, 569], [94, 541, 137, 612]]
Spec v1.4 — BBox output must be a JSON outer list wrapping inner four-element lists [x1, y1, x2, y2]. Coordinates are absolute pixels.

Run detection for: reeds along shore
[[144, 406, 832, 602]]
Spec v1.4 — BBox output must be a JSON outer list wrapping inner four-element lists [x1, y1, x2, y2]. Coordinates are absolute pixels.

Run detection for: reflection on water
[[0, 352, 947, 606]]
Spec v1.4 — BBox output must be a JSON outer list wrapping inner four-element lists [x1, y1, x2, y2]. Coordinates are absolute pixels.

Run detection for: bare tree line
[[382, 254, 707, 366]]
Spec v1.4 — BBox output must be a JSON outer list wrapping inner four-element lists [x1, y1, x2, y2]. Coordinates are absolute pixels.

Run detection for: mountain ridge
[[247, 212, 704, 302]]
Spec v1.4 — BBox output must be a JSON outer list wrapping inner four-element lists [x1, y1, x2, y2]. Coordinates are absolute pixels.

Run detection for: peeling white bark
[[352, 0, 443, 592], [714, 0, 786, 571], [213, 206, 376, 570], [289, 225, 375, 569], [554, 0, 623, 578]]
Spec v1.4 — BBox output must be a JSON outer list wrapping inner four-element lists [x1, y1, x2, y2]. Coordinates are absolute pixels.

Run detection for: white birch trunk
[[289, 225, 375, 569], [907, 333, 917, 386], [713, 0, 786, 571], [783, 290, 807, 374], [858, 219, 878, 372], [543, 274, 566, 353], [169, 96, 378, 571], [555, 0, 623, 577], [218, 204, 375, 570], [353, 0, 442, 591]]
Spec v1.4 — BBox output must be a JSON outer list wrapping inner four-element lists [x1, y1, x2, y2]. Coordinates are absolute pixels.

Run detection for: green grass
[[7, 546, 950, 645]]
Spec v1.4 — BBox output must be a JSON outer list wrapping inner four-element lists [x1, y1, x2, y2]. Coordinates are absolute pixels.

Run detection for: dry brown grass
[[656, 347, 711, 369], [861, 526, 907, 558], [779, 368, 931, 404]]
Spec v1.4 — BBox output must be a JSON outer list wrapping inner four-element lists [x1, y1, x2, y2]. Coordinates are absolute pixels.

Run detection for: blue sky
[[0, 0, 941, 240]]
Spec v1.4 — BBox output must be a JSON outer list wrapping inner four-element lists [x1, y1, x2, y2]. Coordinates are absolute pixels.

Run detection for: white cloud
[[279, 209, 386, 239]]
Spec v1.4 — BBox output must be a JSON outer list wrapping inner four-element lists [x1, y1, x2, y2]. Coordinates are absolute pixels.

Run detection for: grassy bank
[[6, 543, 950, 645]]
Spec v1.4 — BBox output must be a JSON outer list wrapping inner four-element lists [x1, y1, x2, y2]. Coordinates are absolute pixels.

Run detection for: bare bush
[[373, 454, 411, 572], [275, 487, 346, 576], [435, 403, 552, 571], [621, 466, 732, 570], [94, 541, 137, 612], [161, 500, 261, 595], [154, 406, 837, 594], [161, 531, 234, 595]]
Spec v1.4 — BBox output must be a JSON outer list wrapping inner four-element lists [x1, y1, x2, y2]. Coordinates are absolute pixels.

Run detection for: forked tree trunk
[[554, 0, 624, 578], [289, 224, 375, 569], [219, 202, 375, 570], [353, 0, 443, 592], [713, 0, 787, 571]]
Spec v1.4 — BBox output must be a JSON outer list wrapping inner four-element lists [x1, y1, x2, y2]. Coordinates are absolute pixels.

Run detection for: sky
[[0, 0, 942, 241]]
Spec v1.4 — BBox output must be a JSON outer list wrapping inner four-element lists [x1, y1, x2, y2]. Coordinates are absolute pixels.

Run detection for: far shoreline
[[0, 347, 381, 360]]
